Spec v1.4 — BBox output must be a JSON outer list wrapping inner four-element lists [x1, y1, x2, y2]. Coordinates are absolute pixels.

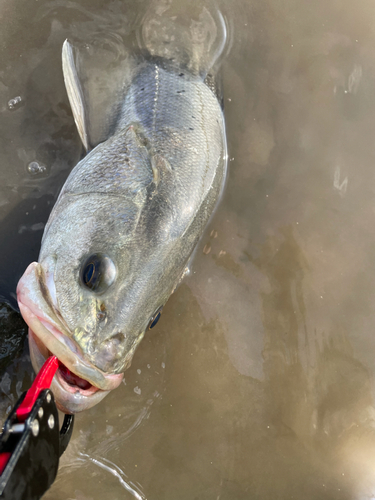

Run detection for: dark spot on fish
[[192, 116, 196, 119], [97, 311, 106, 321], [179, 73, 184, 77], [177, 90, 185, 94], [140, 88, 144, 91], [189, 127, 194, 131], [97, 302, 107, 322]]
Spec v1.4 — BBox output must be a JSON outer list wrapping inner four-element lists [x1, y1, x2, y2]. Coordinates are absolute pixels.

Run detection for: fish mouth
[[28, 328, 108, 413], [17, 262, 123, 413]]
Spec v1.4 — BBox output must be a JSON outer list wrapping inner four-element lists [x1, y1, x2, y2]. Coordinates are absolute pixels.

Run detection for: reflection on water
[[79, 454, 145, 499], [2, 0, 375, 498]]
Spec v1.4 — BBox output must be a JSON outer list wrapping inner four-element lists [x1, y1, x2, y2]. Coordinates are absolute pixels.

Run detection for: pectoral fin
[[62, 39, 136, 151], [62, 40, 90, 151]]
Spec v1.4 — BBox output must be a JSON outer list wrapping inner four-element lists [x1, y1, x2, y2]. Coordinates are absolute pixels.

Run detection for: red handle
[[0, 453, 11, 475], [16, 356, 58, 422]]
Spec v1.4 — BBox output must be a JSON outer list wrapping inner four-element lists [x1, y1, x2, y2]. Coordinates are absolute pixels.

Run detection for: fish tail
[[136, 0, 229, 78]]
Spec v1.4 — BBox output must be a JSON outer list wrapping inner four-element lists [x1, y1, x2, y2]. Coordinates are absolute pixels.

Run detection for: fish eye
[[80, 254, 116, 293], [148, 306, 163, 330]]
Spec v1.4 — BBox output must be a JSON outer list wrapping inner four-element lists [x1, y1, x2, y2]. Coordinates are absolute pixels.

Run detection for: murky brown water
[[2, 0, 375, 498]]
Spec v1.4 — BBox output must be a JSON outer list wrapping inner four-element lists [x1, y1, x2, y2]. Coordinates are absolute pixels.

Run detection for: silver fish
[[17, 40, 227, 413]]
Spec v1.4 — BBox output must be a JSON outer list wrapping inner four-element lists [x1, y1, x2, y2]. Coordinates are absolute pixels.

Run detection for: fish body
[[17, 42, 227, 413]]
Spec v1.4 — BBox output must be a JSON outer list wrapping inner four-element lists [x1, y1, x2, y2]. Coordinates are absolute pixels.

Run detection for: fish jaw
[[17, 262, 124, 413]]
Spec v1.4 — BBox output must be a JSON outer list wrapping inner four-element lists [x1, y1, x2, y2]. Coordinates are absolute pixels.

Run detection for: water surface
[[2, 0, 375, 498]]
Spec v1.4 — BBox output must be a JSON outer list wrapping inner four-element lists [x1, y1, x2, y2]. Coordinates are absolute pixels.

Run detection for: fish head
[[17, 174, 181, 413]]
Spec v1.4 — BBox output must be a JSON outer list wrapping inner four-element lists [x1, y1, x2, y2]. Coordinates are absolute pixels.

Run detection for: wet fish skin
[[17, 44, 227, 412]]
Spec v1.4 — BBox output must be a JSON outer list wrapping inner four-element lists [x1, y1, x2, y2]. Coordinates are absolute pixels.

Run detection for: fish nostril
[[97, 310, 107, 322], [96, 302, 107, 322]]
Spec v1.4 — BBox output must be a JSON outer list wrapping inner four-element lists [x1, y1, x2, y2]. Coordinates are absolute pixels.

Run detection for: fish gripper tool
[[0, 356, 74, 499]]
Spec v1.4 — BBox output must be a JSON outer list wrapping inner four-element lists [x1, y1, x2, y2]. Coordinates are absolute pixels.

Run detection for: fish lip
[[17, 263, 124, 392]]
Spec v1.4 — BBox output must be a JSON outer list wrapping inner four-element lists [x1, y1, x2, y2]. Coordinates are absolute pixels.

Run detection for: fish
[[16, 39, 227, 413]]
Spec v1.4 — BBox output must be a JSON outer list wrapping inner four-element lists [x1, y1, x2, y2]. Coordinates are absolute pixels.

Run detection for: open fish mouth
[[17, 263, 123, 413], [27, 327, 109, 413]]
